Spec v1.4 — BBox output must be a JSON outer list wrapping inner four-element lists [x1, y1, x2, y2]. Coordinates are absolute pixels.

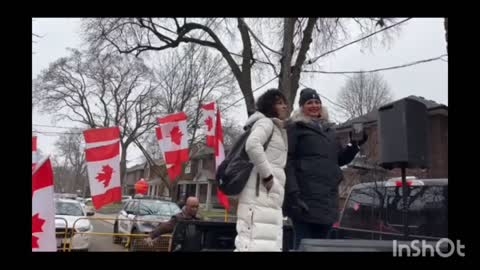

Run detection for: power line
[[303, 54, 447, 75], [221, 75, 279, 112], [33, 21, 220, 135], [299, 82, 348, 111], [32, 124, 82, 129], [33, 130, 82, 135], [307, 18, 413, 65]]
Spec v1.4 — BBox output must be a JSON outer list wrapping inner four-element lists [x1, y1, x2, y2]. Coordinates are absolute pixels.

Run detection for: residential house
[[174, 147, 230, 211], [124, 146, 231, 212], [124, 159, 169, 197]]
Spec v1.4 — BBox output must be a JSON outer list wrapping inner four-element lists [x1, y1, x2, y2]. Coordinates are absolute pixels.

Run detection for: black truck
[[330, 178, 448, 241], [145, 178, 447, 252]]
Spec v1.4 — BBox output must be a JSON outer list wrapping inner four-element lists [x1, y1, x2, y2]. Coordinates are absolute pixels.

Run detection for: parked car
[[330, 178, 448, 241], [113, 197, 181, 250], [55, 198, 95, 251]]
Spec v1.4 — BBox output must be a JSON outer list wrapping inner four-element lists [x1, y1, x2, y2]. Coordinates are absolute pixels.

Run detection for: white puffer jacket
[[234, 112, 288, 252]]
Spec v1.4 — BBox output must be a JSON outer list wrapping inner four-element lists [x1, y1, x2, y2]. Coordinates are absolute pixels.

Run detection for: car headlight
[[76, 225, 92, 233]]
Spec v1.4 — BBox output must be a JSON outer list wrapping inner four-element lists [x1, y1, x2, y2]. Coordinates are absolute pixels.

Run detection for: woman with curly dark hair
[[234, 89, 289, 252]]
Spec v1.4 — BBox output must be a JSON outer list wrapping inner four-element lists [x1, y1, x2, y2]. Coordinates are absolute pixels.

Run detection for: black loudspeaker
[[378, 97, 430, 169]]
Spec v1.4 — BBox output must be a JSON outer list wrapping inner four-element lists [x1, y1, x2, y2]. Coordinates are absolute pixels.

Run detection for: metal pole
[[401, 165, 409, 240]]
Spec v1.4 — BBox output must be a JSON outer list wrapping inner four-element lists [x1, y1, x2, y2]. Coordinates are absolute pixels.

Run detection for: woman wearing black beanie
[[284, 87, 368, 249]]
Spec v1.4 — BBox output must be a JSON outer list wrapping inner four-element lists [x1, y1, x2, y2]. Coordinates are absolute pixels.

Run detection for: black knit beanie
[[299, 88, 321, 107]]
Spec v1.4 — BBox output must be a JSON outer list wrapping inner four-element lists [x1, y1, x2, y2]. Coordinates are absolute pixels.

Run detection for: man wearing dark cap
[[284, 88, 368, 249]]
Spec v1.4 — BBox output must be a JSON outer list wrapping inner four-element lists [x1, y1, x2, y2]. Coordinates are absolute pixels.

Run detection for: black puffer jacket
[[284, 109, 359, 225]]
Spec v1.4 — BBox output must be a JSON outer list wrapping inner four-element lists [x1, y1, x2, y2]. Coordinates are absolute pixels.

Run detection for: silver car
[[113, 198, 181, 249]]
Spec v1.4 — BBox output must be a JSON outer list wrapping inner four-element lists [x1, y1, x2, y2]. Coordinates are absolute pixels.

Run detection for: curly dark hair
[[256, 89, 287, 118]]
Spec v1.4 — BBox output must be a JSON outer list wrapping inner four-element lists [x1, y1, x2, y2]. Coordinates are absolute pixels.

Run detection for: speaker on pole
[[378, 97, 430, 170]]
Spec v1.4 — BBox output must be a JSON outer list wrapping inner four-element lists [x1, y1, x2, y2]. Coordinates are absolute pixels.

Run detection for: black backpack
[[215, 121, 274, 196]]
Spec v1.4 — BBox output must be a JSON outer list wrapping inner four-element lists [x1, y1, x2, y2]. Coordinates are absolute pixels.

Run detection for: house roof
[[335, 95, 448, 131], [127, 159, 164, 172], [126, 163, 145, 172]]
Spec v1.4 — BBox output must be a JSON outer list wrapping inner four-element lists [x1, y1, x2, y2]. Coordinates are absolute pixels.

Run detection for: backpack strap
[[263, 119, 274, 150], [256, 119, 275, 197]]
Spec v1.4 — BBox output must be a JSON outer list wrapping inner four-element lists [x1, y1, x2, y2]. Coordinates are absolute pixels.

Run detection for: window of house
[[199, 184, 208, 204], [184, 161, 191, 174], [186, 184, 196, 198], [210, 182, 223, 209]]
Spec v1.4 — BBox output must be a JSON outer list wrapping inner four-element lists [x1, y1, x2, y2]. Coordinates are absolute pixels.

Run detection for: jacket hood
[[290, 105, 330, 124], [244, 111, 266, 129]]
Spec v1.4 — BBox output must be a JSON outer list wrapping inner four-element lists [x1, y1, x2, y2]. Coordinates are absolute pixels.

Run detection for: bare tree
[[135, 45, 239, 196], [81, 17, 402, 115], [32, 18, 43, 54], [54, 128, 89, 197], [52, 160, 69, 193], [33, 49, 161, 185], [337, 72, 394, 119], [222, 119, 244, 147]]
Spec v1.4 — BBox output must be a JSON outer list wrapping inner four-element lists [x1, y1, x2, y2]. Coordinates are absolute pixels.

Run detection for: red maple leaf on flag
[[205, 116, 214, 132], [32, 213, 45, 248], [96, 165, 114, 187], [170, 126, 183, 145]]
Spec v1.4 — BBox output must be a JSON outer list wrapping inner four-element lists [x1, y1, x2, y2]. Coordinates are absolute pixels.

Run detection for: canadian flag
[[32, 156, 56, 251], [157, 113, 190, 181], [201, 102, 216, 148], [32, 136, 38, 171], [83, 127, 120, 149], [83, 127, 122, 210], [155, 127, 182, 182], [213, 108, 230, 210]]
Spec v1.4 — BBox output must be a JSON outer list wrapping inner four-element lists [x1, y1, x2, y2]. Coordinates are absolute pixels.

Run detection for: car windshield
[[138, 200, 181, 216], [55, 201, 84, 216]]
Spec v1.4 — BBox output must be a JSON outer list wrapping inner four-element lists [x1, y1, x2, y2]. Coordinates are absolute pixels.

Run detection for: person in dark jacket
[[144, 196, 201, 246], [284, 88, 367, 249]]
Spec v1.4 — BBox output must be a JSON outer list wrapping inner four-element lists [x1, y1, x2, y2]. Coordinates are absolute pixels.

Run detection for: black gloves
[[296, 197, 309, 213], [289, 192, 309, 218]]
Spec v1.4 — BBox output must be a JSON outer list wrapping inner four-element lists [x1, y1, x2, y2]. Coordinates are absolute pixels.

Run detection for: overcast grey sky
[[32, 17, 448, 166]]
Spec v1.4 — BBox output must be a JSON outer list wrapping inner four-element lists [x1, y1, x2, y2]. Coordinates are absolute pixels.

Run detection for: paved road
[[89, 219, 126, 252]]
